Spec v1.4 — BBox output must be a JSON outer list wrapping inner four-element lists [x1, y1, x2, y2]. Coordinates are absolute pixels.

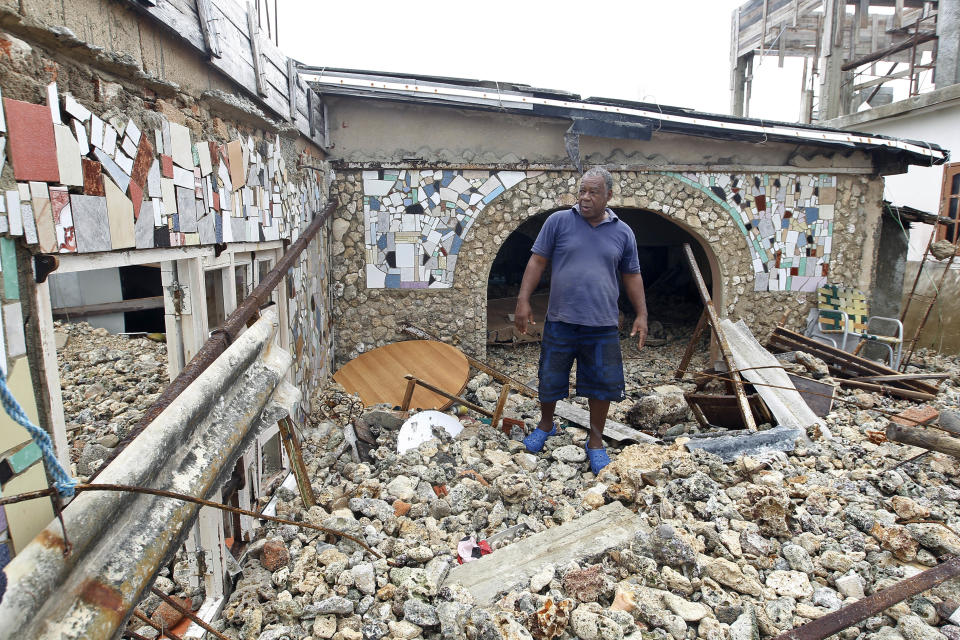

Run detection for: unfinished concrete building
[[730, 0, 960, 351], [0, 0, 950, 637]]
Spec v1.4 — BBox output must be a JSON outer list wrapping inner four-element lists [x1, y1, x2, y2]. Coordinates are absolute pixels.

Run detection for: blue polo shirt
[[531, 206, 641, 327]]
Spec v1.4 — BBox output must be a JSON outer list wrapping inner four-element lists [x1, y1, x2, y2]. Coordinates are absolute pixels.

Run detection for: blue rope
[[0, 369, 76, 497]]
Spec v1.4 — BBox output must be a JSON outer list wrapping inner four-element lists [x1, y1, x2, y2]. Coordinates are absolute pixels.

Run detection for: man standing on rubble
[[514, 166, 647, 474]]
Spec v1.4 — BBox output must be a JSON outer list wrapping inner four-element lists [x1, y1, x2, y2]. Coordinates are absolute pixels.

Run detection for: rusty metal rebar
[[0, 482, 382, 559], [772, 556, 960, 640], [132, 609, 185, 640], [91, 200, 336, 481], [149, 588, 230, 640]]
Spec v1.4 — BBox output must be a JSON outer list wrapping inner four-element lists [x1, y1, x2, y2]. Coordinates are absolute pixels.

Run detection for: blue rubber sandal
[[523, 422, 558, 453], [585, 444, 611, 474]]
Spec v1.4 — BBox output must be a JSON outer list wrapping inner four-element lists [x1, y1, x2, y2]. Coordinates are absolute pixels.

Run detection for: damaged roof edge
[[299, 66, 948, 167]]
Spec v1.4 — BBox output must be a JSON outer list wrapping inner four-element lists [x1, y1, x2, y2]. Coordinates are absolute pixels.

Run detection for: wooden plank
[[769, 327, 940, 395], [682, 243, 757, 431], [553, 400, 657, 444], [246, 2, 267, 97], [287, 58, 297, 122], [196, 0, 222, 57], [52, 295, 165, 317], [787, 373, 834, 417], [837, 378, 935, 401], [445, 502, 643, 605], [887, 422, 960, 458], [676, 309, 709, 379], [684, 392, 771, 429], [278, 416, 315, 508]]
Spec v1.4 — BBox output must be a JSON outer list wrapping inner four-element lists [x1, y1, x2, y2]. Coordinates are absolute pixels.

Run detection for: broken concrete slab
[[554, 400, 657, 444], [443, 500, 643, 605], [683, 424, 805, 462]]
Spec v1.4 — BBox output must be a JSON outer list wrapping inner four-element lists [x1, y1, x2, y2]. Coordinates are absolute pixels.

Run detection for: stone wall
[[331, 168, 883, 365]]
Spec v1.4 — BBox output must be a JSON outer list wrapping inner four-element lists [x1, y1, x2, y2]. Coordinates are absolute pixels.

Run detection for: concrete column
[[936, 0, 960, 88]]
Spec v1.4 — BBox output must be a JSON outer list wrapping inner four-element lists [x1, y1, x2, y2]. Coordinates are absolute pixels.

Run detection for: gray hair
[[582, 166, 613, 194]]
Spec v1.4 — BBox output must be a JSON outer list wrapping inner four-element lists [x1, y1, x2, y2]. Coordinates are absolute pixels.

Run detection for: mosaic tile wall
[[667, 172, 836, 292], [0, 83, 332, 418], [0, 83, 323, 252], [360, 168, 837, 293], [362, 169, 533, 288]]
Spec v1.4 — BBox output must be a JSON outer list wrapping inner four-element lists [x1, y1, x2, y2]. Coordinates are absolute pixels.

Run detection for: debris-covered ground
[[56, 320, 168, 480], [197, 334, 960, 640], [55, 318, 960, 640]]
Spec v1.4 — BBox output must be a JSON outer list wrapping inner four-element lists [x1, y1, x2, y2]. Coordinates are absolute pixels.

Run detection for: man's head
[[578, 166, 613, 220]]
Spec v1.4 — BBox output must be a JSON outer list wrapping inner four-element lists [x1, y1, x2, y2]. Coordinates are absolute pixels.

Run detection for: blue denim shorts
[[538, 320, 625, 403]]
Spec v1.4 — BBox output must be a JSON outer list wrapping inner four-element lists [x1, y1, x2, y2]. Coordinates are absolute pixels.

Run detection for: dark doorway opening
[[486, 208, 712, 344], [118, 265, 165, 333]]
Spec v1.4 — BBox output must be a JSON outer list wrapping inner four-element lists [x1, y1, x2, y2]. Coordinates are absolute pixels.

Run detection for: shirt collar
[[572, 204, 618, 224]]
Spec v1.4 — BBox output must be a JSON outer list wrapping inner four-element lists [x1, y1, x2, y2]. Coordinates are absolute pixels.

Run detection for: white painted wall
[[854, 102, 960, 260], [48, 268, 124, 333]]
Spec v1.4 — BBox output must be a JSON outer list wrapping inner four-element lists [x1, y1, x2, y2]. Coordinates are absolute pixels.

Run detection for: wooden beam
[[247, 1, 268, 97], [841, 30, 937, 70], [52, 295, 165, 318], [196, 0, 222, 58], [681, 243, 757, 431], [286, 58, 298, 122], [887, 422, 960, 458]]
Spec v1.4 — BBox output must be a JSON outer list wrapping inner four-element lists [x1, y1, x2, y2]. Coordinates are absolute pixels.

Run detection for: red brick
[[892, 405, 939, 427]]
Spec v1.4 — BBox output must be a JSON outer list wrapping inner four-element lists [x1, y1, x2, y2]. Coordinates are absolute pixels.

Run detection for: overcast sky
[[276, 0, 805, 122]]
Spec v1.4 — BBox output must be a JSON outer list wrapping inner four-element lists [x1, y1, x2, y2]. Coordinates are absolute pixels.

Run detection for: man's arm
[[622, 272, 647, 350], [514, 254, 549, 335]]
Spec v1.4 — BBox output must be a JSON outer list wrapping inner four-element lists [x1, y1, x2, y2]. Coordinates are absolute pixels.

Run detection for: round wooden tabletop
[[332, 340, 470, 410]]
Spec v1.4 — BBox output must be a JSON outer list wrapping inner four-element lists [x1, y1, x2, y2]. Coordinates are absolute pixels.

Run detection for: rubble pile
[[202, 343, 960, 640], [56, 320, 168, 480]]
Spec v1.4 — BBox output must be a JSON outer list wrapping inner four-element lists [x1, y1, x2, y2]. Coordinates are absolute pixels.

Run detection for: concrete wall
[[902, 260, 960, 355], [326, 97, 879, 170], [48, 269, 124, 333], [826, 87, 960, 259]]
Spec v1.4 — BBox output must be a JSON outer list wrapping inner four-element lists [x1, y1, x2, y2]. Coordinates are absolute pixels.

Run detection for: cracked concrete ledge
[[200, 89, 295, 134], [0, 6, 180, 97]]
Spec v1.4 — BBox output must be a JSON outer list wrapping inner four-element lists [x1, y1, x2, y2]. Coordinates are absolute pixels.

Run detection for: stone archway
[[457, 171, 751, 355]]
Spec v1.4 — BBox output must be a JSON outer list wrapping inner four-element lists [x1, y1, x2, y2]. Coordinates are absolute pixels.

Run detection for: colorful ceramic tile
[[102, 122, 117, 156], [3, 303, 24, 358], [129, 180, 144, 220], [64, 94, 91, 122], [0, 87, 5, 133], [53, 124, 83, 187], [120, 134, 138, 159], [115, 150, 134, 175], [3, 98, 60, 182], [4, 191, 21, 237], [93, 148, 129, 193], [70, 194, 111, 253], [72, 119, 89, 156], [20, 202, 39, 245], [146, 159, 161, 198], [197, 140, 212, 176], [227, 140, 245, 189], [135, 200, 154, 249], [89, 114, 104, 149], [176, 186, 198, 232], [82, 159, 105, 196], [103, 177, 135, 249], [46, 83, 60, 125], [130, 134, 154, 188], [0, 137, 5, 176], [0, 237, 17, 299], [160, 177, 176, 215], [168, 121, 193, 169]]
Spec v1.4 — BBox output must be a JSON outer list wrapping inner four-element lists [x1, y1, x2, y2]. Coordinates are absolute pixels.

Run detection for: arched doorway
[[485, 207, 719, 346]]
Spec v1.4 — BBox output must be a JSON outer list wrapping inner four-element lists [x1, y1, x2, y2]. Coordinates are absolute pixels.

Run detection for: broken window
[[937, 163, 960, 244]]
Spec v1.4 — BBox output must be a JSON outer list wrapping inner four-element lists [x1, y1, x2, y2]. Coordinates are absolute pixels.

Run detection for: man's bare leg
[[587, 398, 610, 449], [537, 401, 557, 432]]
